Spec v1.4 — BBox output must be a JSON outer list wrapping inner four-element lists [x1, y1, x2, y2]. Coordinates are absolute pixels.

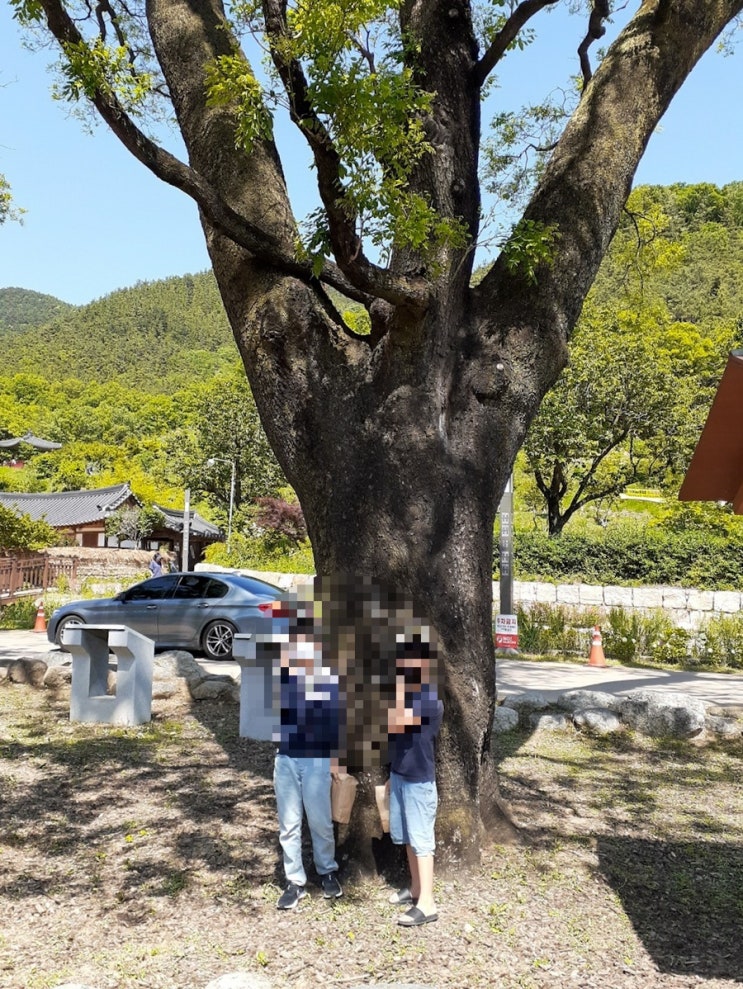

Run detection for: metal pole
[[499, 474, 514, 616], [182, 487, 191, 572], [227, 461, 236, 554]]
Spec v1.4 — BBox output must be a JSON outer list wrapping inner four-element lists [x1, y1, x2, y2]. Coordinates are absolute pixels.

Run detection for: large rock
[[190, 676, 237, 701], [705, 714, 742, 738], [620, 689, 706, 738], [492, 706, 520, 733], [529, 712, 571, 732], [44, 664, 73, 688], [556, 689, 623, 713], [572, 708, 622, 735], [503, 690, 550, 712], [6, 658, 48, 687]]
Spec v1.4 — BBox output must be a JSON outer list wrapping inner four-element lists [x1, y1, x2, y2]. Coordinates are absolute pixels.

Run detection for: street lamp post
[[206, 457, 236, 553]]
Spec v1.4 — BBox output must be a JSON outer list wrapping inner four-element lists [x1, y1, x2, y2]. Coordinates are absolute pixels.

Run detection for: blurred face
[[396, 655, 429, 686], [283, 632, 320, 676]]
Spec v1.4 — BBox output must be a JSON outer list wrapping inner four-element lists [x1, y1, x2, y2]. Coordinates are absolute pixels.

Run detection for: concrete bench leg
[[233, 633, 280, 740], [65, 625, 154, 726]]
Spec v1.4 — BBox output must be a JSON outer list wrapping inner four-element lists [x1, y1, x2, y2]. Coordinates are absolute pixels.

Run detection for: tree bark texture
[[40, 0, 743, 865]]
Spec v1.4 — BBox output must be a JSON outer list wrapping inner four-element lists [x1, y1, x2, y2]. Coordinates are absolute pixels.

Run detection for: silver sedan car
[[47, 571, 282, 661]]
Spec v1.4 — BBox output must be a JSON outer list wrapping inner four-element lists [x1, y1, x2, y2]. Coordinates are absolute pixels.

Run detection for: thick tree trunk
[[212, 268, 523, 869]]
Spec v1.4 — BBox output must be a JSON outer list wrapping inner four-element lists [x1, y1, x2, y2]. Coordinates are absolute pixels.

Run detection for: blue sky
[[1, 3, 741, 307]]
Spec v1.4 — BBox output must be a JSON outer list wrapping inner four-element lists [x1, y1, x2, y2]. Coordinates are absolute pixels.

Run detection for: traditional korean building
[[0, 482, 221, 564]]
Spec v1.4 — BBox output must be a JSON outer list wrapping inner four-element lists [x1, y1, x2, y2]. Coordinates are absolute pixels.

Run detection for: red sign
[[495, 614, 518, 650]]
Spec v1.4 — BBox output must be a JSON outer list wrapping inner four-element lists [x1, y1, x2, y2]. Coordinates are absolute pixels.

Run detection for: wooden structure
[[679, 350, 743, 513], [0, 554, 79, 603]]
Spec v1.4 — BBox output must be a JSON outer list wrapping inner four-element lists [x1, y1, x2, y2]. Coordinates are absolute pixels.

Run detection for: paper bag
[[375, 783, 390, 833], [331, 773, 358, 824]]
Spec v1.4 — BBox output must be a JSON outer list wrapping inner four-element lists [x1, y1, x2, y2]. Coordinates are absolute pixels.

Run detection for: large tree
[[13, 0, 743, 863]]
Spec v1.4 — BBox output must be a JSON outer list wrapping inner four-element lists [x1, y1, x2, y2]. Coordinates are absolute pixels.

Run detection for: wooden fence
[[0, 555, 79, 603]]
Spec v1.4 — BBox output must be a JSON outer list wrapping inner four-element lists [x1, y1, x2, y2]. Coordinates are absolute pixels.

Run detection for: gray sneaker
[[321, 872, 343, 899], [277, 882, 307, 910]]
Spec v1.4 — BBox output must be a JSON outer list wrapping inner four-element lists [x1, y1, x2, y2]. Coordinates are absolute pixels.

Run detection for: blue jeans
[[273, 754, 338, 886]]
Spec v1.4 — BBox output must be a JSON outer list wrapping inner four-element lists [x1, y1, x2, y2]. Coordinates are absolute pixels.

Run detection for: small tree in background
[[251, 496, 307, 549], [104, 506, 166, 547], [0, 505, 59, 553]]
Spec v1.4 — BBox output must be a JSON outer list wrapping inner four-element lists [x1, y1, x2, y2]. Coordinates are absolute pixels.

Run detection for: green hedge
[[504, 526, 743, 590]]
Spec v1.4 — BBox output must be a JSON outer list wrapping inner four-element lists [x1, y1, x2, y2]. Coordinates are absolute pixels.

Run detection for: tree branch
[[37, 0, 429, 311], [474, 0, 743, 393], [260, 0, 423, 305], [578, 0, 610, 89], [474, 0, 560, 87]]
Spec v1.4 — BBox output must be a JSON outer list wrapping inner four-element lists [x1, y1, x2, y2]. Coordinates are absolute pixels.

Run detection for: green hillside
[[0, 287, 75, 337], [0, 272, 238, 391]]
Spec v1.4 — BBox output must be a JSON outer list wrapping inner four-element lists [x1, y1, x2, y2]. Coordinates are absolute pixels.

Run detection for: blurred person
[[386, 636, 443, 927], [273, 614, 343, 910]]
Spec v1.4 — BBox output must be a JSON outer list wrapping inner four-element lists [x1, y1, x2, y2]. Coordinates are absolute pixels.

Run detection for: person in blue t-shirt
[[273, 618, 344, 910], [386, 638, 443, 927]]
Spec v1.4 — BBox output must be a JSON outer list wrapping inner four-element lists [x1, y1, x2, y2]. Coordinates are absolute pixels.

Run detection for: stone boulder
[[503, 691, 551, 727], [492, 705, 520, 733], [43, 664, 73, 689], [556, 689, 623, 713], [6, 658, 48, 687], [620, 688, 706, 738], [704, 714, 742, 738], [572, 708, 622, 735], [529, 712, 571, 732]]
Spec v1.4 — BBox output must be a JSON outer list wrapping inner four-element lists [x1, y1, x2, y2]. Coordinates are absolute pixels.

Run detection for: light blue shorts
[[389, 772, 438, 857]]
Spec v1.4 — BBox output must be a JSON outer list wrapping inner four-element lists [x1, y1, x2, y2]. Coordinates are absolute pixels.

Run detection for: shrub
[[204, 533, 315, 574], [0, 597, 39, 630], [514, 603, 602, 656], [251, 497, 307, 548], [506, 523, 743, 589], [695, 614, 743, 670], [513, 602, 709, 667]]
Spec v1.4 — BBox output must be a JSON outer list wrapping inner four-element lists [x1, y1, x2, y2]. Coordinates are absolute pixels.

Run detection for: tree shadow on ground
[[597, 836, 743, 982], [0, 683, 283, 904], [489, 725, 743, 982]]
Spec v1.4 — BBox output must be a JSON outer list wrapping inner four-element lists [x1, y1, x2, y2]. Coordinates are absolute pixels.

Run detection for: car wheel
[[55, 614, 85, 650], [202, 620, 236, 661]]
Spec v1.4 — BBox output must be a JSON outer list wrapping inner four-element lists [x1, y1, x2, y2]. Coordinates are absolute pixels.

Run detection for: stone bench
[[63, 624, 154, 726], [232, 632, 286, 740]]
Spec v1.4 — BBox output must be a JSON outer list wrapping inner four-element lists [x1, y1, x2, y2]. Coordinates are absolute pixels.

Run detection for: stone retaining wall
[[227, 568, 742, 634], [509, 580, 742, 631]]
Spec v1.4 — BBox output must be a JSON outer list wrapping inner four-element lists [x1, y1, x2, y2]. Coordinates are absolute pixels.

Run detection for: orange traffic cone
[[33, 602, 47, 634], [588, 625, 607, 667]]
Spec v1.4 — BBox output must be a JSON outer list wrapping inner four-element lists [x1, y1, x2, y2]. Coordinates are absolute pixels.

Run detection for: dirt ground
[[0, 680, 741, 989]]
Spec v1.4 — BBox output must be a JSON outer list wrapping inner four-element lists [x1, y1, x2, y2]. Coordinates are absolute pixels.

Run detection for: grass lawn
[[0, 681, 741, 989]]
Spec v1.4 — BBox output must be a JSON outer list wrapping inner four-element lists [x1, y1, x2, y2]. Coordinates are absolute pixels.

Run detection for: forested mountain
[[0, 288, 75, 338], [0, 273, 238, 391], [590, 181, 743, 328]]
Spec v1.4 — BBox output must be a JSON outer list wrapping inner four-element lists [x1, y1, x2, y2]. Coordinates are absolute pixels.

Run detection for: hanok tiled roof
[[0, 432, 63, 451], [0, 483, 137, 527], [153, 504, 221, 540]]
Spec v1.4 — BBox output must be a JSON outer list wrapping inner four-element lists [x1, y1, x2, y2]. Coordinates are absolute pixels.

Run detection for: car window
[[202, 578, 229, 599], [124, 575, 178, 601], [172, 575, 225, 600], [226, 574, 282, 598]]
